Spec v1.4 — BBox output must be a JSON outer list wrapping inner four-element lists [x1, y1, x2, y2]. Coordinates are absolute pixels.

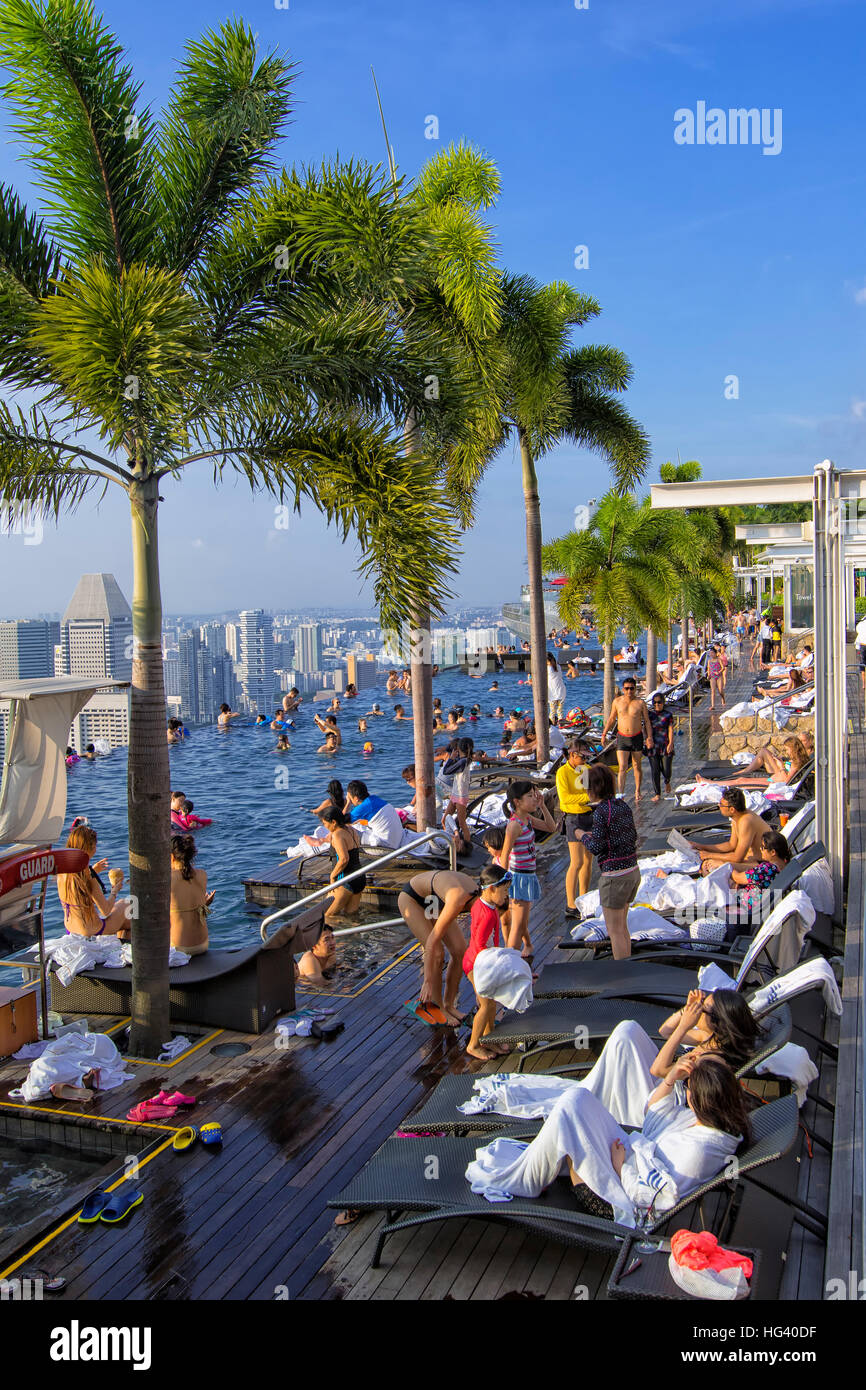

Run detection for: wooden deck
[[0, 658, 838, 1300]]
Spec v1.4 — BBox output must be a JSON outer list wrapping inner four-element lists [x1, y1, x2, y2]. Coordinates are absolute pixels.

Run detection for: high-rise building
[[163, 651, 181, 699], [346, 653, 378, 690], [238, 610, 275, 713], [225, 622, 240, 663], [71, 693, 130, 751], [200, 622, 227, 656], [293, 622, 323, 674], [60, 574, 132, 681], [0, 619, 58, 679]]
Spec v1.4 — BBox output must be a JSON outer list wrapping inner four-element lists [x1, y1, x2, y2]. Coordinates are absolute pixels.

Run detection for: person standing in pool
[[397, 868, 479, 1025], [217, 702, 242, 728], [602, 677, 652, 799], [321, 804, 367, 923]]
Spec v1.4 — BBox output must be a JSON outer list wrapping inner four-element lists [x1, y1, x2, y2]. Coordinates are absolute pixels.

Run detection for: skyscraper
[[60, 574, 133, 681], [293, 622, 323, 674], [0, 619, 58, 680], [238, 610, 275, 712]]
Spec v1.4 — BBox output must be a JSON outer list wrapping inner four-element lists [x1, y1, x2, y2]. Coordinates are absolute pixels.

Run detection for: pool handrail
[[259, 827, 457, 941]]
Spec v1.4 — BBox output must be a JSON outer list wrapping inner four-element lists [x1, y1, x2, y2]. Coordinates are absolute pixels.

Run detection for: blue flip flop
[[78, 1189, 112, 1224], [403, 999, 450, 1027], [98, 1187, 144, 1224]]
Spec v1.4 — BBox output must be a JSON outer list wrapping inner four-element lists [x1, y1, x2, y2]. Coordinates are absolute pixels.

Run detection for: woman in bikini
[[57, 823, 130, 938], [169, 835, 214, 955], [397, 868, 479, 1025], [322, 804, 367, 923], [498, 780, 557, 960]]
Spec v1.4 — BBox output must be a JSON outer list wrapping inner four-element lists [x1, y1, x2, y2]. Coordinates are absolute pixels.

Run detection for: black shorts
[[859, 649, 866, 670], [565, 811, 595, 842], [616, 733, 645, 753]]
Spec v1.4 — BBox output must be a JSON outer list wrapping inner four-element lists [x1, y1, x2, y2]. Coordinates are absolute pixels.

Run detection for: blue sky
[[1, 0, 864, 615]]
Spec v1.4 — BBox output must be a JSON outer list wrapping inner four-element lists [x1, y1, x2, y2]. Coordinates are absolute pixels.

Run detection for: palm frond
[[154, 20, 295, 274], [0, 400, 126, 512], [0, 0, 158, 269]]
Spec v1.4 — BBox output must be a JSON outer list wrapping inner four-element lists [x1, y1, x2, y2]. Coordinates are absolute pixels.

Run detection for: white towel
[[755, 1043, 818, 1105], [570, 906, 688, 945], [750, 956, 842, 1018], [11, 1031, 134, 1101], [458, 1072, 579, 1119], [800, 859, 835, 916], [471, 947, 534, 1012], [158, 1035, 191, 1062]]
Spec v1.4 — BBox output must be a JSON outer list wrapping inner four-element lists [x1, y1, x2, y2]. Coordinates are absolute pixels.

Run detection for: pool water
[[0, 1136, 108, 1237], [49, 664, 607, 955]]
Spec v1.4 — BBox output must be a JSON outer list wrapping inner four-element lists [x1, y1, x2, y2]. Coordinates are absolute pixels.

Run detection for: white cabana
[[0, 677, 129, 845]]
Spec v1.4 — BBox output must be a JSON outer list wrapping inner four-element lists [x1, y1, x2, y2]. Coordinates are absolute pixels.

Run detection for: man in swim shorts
[[601, 678, 653, 799]]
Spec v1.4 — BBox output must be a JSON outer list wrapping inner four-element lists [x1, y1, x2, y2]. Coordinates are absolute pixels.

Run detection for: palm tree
[[395, 143, 503, 831], [0, 1, 459, 1054], [656, 462, 735, 667], [541, 493, 678, 716], [480, 277, 650, 761]]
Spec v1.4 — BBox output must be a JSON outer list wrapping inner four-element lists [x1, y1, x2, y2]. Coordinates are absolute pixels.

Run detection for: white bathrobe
[[465, 1082, 740, 1227]]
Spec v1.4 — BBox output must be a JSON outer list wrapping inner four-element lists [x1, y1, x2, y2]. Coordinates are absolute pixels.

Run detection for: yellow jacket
[[556, 761, 591, 815]]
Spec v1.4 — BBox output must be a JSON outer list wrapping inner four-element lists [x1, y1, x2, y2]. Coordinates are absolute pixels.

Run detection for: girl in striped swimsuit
[[498, 780, 557, 960]]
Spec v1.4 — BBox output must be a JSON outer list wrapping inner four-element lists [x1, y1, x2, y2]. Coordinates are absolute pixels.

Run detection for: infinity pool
[[48, 664, 606, 952]]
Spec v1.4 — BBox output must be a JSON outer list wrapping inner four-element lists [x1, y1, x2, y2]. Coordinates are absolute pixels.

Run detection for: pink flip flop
[[127, 1101, 179, 1122], [153, 1090, 196, 1107]]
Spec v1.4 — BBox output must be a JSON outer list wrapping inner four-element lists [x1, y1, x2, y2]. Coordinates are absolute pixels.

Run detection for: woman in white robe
[[580, 988, 763, 1126], [465, 1053, 750, 1228]]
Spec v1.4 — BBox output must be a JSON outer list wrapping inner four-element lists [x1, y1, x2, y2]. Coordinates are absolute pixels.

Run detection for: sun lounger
[[542, 886, 818, 1001], [399, 1007, 792, 1135], [22, 901, 324, 1032], [327, 1094, 802, 1268]]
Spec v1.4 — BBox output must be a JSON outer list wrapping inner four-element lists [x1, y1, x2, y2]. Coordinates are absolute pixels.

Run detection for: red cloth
[[670, 1229, 753, 1278], [463, 899, 501, 976]]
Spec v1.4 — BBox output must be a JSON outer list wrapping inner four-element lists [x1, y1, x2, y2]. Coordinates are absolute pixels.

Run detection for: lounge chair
[[12, 901, 324, 1033], [555, 843, 828, 959], [327, 1094, 803, 1269], [539, 888, 817, 1002], [399, 1006, 792, 1135], [489, 959, 829, 1070]]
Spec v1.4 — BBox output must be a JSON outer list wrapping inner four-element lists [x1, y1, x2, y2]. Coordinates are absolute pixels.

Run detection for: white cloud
[[854, 284, 866, 306], [191, 538, 204, 549]]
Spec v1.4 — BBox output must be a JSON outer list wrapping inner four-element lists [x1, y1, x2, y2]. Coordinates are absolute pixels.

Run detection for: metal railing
[[259, 827, 457, 941]]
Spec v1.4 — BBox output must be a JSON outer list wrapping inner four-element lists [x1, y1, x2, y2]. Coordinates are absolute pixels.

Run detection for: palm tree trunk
[[603, 639, 615, 718], [645, 627, 657, 692], [127, 476, 171, 1057], [519, 431, 549, 763], [409, 600, 436, 831], [667, 607, 675, 680], [403, 410, 436, 831]]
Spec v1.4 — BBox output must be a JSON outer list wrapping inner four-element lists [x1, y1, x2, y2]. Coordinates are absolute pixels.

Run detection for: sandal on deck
[[99, 1187, 144, 1224], [154, 1090, 196, 1107], [172, 1126, 199, 1151], [78, 1189, 112, 1224], [403, 999, 450, 1027], [200, 1122, 223, 1146], [334, 1208, 363, 1226], [50, 1084, 93, 1103], [126, 1101, 178, 1122]]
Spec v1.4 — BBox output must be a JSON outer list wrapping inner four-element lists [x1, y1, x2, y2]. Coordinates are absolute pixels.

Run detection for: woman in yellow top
[[556, 743, 594, 913]]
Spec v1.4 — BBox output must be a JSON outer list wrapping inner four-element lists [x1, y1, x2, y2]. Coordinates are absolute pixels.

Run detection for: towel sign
[[0, 849, 88, 898]]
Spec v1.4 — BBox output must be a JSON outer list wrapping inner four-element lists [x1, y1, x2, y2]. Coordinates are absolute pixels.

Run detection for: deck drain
[[210, 1042, 251, 1057]]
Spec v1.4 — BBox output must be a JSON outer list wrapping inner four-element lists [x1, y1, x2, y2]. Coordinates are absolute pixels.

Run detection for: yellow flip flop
[[172, 1126, 199, 1151]]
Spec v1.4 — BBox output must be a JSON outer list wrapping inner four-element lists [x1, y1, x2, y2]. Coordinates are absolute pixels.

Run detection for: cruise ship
[[502, 579, 574, 643]]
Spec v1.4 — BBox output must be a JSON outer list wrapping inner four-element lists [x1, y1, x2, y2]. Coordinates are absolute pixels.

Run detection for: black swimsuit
[[336, 840, 367, 893]]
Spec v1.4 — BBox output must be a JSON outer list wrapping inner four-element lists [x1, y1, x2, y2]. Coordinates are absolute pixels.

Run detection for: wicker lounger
[[399, 1007, 791, 1135], [327, 1095, 800, 1269]]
